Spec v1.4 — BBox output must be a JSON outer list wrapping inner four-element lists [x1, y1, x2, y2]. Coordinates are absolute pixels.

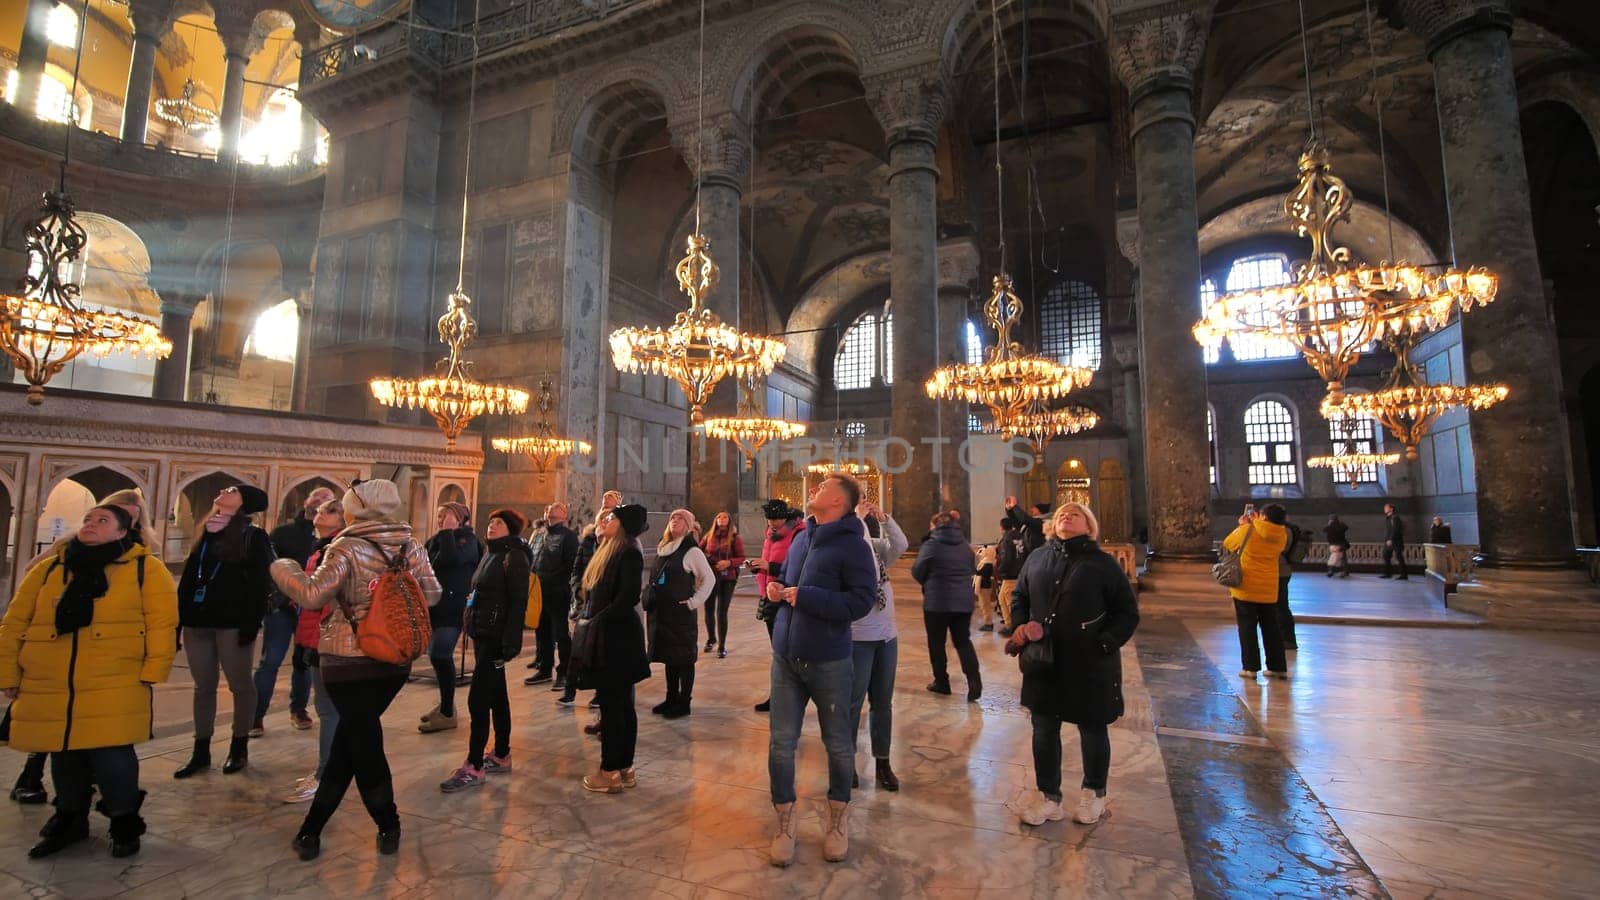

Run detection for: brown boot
[[769, 802, 796, 867], [823, 799, 850, 862]]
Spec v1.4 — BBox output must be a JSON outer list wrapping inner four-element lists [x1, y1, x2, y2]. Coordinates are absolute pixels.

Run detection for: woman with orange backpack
[[269, 479, 440, 861]]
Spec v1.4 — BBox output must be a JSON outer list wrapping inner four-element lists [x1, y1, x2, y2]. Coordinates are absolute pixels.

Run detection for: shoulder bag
[[1019, 563, 1073, 678], [1212, 526, 1252, 588]]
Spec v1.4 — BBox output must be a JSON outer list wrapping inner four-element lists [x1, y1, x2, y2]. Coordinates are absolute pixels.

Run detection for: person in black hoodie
[[529, 502, 580, 689], [1004, 496, 1049, 557], [440, 509, 530, 791], [174, 483, 276, 779], [420, 502, 481, 734], [252, 486, 336, 737]]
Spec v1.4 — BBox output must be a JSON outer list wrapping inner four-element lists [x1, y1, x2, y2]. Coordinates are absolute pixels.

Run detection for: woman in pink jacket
[[749, 499, 803, 713]]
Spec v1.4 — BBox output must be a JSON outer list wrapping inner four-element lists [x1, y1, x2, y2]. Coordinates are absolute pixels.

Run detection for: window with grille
[[1040, 281, 1102, 370], [882, 312, 894, 385], [1328, 412, 1382, 484], [964, 319, 983, 364], [1201, 255, 1299, 363], [1244, 399, 1298, 485], [834, 307, 893, 389], [1200, 279, 1219, 364], [968, 412, 982, 432], [844, 421, 867, 437], [1208, 407, 1217, 486]]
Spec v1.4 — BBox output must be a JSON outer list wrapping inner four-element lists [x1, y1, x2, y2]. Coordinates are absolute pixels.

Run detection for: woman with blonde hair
[[1005, 502, 1138, 828], [646, 509, 714, 719], [572, 504, 651, 792]]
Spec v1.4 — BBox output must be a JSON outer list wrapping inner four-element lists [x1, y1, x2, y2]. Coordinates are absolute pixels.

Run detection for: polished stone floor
[[1, 563, 1597, 898]]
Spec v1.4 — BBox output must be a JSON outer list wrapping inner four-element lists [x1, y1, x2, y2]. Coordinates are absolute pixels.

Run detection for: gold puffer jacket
[[269, 519, 440, 660]]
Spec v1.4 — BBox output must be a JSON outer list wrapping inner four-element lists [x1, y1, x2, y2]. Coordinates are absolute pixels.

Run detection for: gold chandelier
[[926, 273, 1093, 430], [1321, 335, 1506, 462], [610, 234, 785, 424], [154, 78, 216, 135], [371, 290, 529, 452], [806, 460, 877, 476], [492, 380, 592, 480], [1306, 414, 1401, 483], [984, 399, 1099, 458], [2, 198, 171, 407], [370, 11, 527, 451], [700, 372, 807, 469]]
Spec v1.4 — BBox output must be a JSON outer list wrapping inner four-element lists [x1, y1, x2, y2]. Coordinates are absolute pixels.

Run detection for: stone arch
[[192, 237, 287, 369], [77, 212, 161, 318], [43, 464, 147, 508], [938, 0, 1104, 108], [279, 475, 342, 525], [168, 468, 257, 557], [725, 12, 874, 117], [1519, 79, 1600, 163], [1199, 195, 1439, 268], [553, 65, 683, 165]]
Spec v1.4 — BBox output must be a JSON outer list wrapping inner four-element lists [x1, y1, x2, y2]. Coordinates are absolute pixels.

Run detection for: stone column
[[1110, 328, 1148, 537], [295, 22, 321, 164], [668, 113, 749, 527], [120, 0, 176, 144], [867, 67, 949, 531], [1112, 11, 1212, 562], [1387, 0, 1573, 566], [214, 12, 253, 164], [152, 293, 201, 402], [12, 0, 53, 116], [559, 159, 613, 519]]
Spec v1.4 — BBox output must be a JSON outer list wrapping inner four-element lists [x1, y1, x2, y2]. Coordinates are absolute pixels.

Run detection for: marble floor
[[1, 563, 1596, 898]]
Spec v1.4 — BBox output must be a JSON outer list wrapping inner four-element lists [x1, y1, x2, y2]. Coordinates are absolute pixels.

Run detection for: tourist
[[529, 502, 579, 691], [270, 478, 439, 860], [647, 508, 715, 718], [913, 511, 982, 702], [420, 502, 480, 734], [282, 498, 346, 804], [560, 491, 622, 710], [750, 499, 804, 712], [1003, 496, 1049, 555], [1005, 502, 1138, 827], [702, 511, 746, 657], [174, 483, 275, 779], [1430, 516, 1453, 543], [850, 500, 906, 792], [1278, 514, 1308, 651], [441, 508, 532, 791], [574, 503, 651, 793], [973, 540, 996, 632], [0, 502, 179, 858], [1223, 504, 1291, 680], [994, 517, 1025, 635], [1380, 502, 1409, 580], [1324, 514, 1351, 578], [765, 473, 876, 866], [100, 488, 155, 547], [253, 486, 336, 737]]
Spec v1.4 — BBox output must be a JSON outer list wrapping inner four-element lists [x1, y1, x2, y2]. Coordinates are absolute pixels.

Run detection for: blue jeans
[[312, 660, 338, 779], [768, 654, 855, 805], [253, 606, 311, 720], [429, 625, 462, 715], [849, 639, 897, 759]]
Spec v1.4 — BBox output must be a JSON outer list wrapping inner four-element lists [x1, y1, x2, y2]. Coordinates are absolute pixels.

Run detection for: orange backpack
[[349, 538, 433, 665]]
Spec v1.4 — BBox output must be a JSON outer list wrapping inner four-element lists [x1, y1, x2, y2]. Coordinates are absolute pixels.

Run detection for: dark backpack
[[1284, 524, 1311, 565]]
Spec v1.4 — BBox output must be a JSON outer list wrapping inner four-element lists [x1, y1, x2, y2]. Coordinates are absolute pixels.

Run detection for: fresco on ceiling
[[301, 0, 410, 34]]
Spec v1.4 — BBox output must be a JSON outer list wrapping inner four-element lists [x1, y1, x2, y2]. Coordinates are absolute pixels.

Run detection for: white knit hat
[[343, 479, 403, 521]]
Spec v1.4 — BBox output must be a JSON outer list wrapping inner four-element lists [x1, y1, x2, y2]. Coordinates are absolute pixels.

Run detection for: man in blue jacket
[[765, 472, 876, 868]]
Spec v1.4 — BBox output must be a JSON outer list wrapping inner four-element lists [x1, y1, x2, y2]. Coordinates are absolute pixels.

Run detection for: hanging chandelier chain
[[991, 0, 1005, 274], [1361, 0, 1397, 263], [1295, 0, 1319, 145], [455, 0, 483, 292], [693, 0, 707, 237]]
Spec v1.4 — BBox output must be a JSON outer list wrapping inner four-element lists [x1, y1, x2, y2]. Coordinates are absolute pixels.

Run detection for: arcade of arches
[[1, 1, 1599, 896]]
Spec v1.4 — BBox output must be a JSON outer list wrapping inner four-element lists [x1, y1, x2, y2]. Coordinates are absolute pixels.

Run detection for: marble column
[[120, 0, 176, 144], [669, 113, 748, 528], [1113, 12, 1212, 561], [295, 22, 321, 164], [13, 0, 54, 116], [559, 159, 613, 519], [214, 17, 252, 164], [1110, 328, 1148, 538], [152, 295, 200, 402], [1388, 0, 1573, 566], [867, 68, 949, 532]]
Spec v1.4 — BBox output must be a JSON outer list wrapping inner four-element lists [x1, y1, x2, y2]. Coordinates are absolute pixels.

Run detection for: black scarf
[[54, 539, 130, 634]]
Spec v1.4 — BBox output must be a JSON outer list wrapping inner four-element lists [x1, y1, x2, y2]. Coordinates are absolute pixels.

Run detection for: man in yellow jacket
[[0, 503, 179, 859], [1221, 503, 1290, 681]]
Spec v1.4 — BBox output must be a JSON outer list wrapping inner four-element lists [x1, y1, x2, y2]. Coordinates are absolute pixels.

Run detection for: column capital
[[211, 2, 257, 59], [863, 65, 949, 145], [668, 110, 751, 187], [1379, 0, 1512, 57], [1108, 328, 1142, 371], [1110, 8, 1210, 109], [126, 0, 177, 40], [1115, 208, 1140, 269]]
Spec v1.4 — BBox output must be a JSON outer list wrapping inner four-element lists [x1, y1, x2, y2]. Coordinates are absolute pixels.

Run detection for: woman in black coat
[[646, 509, 715, 719], [1006, 502, 1138, 829], [421, 502, 481, 733], [440, 509, 530, 792], [912, 513, 982, 702], [574, 504, 652, 794]]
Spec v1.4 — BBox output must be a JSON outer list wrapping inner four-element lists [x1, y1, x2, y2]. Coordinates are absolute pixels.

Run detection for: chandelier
[[610, 234, 785, 424], [1306, 414, 1401, 483], [153, 78, 216, 135], [492, 380, 592, 480], [700, 372, 807, 469], [369, 8, 527, 450], [806, 460, 877, 477], [984, 399, 1098, 458], [1321, 334, 1506, 461], [926, 273, 1093, 430]]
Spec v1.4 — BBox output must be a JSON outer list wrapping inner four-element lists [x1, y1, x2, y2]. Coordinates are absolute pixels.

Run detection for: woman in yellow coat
[[1221, 503, 1290, 681], [0, 503, 178, 859]]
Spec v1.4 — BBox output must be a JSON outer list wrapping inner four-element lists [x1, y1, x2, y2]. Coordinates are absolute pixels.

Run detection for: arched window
[[834, 305, 893, 389], [1040, 281, 1102, 370], [1244, 399, 1298, 485], [1327, 412, 1383, 485], [1202, 254, 1297, 363], [244, 299, 300, 363], [1200, 279, 1219, 364], [1207, 406, 1218, 486], [963, 319, 983, 364], [844, 421, 867, 437]]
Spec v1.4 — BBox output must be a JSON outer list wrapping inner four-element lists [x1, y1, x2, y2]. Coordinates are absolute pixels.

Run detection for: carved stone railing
[[1300, 541, 1427, 568], [1102, 542, 1141, 586], [303, 20, 446, 87], [1424, 543, 1479, 592]]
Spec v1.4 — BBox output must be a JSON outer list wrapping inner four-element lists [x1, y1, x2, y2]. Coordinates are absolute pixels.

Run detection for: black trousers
[[923, 611, 981, 686], [1234, 599, 1287, 674], [1276, 576, 1297, 647], [1031, 715, 1110, 800], [664, 663, 696, 702], [466, 645, 511, 768], [704, 580, 736, 647], [535, 584, 572, 677], [300, 672, 407, 836], [52, 745, 139, 815], [1382, 544, 1409, 578], [596, 682, 637, 772]]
